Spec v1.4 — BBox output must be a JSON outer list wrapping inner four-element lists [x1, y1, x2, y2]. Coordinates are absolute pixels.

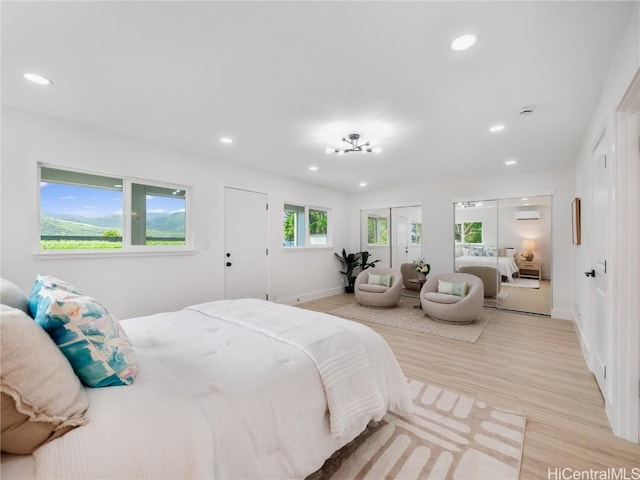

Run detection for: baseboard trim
[[550, 308, 573, 320], [572, 312, 591, 370], [277, 287, 346, 306]]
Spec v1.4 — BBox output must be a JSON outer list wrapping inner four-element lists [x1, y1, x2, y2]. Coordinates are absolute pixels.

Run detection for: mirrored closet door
[[454, 195, 552, 315], [360, 205, 423, 269]]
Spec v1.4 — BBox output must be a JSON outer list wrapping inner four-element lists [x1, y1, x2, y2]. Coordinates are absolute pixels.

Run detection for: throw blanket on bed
[[188, 299, 386, 437]]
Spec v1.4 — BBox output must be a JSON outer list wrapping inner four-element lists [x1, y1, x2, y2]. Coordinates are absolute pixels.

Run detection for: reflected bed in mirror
[[453, 196, 552, 316]]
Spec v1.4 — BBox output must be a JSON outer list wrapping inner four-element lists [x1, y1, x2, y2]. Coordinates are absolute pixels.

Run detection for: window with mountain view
[[40, 166, 188, 251], [131, 183, 186, 246]]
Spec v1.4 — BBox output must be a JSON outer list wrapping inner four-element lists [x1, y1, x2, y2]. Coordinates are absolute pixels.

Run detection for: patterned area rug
[[329, 297, 489, 343], [309, 378, 526, 480]]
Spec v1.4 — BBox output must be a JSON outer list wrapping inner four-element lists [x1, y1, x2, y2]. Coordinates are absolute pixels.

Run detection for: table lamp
[[521, 239, 536, 261]]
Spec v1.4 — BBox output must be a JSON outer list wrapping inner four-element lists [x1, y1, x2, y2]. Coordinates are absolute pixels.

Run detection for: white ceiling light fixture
[[450, 34, 477, 51], [308, 166, 318, 171], [325, 133, 381, 155], [505, 160, 517, 166], [359, 182, 367, 187], [459, 201, 482, 208], [489, 124, 505, 133], [23, 72, 53, 86], [220, 137, 233, 144]]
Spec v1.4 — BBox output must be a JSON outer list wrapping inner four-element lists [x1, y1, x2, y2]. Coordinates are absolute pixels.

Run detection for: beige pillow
[[1, 305, 89, 454]]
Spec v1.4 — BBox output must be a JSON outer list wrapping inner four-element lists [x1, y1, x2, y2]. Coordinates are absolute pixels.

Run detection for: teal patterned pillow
[[28, 274, 83, 318], [34, 289, 138, 388], [484, 247, 498, 257], [438, 280, 469, 297], [368, 273, 392, 287], [469, 246, 484, 257]]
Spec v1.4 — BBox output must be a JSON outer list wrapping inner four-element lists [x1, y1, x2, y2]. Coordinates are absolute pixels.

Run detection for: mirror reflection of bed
[[453, 196, 552, 316]]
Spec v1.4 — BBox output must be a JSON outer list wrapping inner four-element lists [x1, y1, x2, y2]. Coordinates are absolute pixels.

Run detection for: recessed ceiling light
[[23, 72, 53, 86], [359, 182, 367, 187], [308, 166, 318, 171], [489, 124, 505, 133], [220, 137, 233, 144], [524, 203, 531, 206], [450, 34, 477, 51], [521, 197, 528, 201], [505, 160, 517, 166]]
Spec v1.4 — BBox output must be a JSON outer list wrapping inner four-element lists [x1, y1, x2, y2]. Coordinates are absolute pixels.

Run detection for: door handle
[[226, 262, 232, 267], [584, 269, 595, 277]]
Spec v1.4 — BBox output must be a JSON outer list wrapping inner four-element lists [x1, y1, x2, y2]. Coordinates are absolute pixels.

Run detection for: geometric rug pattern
[[311, 378, 526, 480]]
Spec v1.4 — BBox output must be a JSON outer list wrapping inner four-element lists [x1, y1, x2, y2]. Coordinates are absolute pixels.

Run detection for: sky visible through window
[[41, 183, 183, 217]]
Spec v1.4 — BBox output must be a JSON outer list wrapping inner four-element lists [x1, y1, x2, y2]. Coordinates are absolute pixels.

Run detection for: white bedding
[[3, 299, 412, 480], [455, 254, 519, 282]]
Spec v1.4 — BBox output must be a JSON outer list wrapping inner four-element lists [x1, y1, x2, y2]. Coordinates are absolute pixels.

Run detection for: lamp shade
[[522, 239, 537, 251]]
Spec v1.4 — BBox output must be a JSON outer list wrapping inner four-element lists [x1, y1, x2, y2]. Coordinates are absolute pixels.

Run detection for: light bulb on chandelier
[[325, 133, 382, 155]]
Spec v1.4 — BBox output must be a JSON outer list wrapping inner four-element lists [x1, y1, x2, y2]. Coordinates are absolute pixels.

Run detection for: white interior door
[[591, 149, 608, 395], [224, 187, 268, 300], [394, 215, 409, 267]]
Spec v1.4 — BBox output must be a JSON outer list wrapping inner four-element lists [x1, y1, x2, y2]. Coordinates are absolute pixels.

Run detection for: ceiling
[[1, 1, 633, 193]]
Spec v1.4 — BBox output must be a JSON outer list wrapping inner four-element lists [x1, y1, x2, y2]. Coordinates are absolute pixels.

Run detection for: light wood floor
[[496, 279, 551, 315], [299, 294, 639, 479]]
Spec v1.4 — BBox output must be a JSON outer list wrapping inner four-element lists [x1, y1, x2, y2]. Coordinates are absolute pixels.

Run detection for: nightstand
[[518, 260, 541, 280]]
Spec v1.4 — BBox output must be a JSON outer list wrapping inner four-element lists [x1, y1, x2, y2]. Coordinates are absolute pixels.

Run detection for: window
[[367, 215, 388, 246], [40, 165, 189, 252], [411, 222, 422, 245], [454, 223, 462, 242], [283, 204, 329, 248], [131, 183, 186, 246], [463, 221, 483, 243]]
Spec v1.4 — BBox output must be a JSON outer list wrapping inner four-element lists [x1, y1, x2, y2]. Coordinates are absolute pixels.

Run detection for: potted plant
[[334, 249, 380, 293]]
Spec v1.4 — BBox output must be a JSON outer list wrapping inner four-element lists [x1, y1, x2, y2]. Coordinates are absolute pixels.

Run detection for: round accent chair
[[354, 267, 403, 308], [420, 272, 484, 324], [457, 265, 501, 298]]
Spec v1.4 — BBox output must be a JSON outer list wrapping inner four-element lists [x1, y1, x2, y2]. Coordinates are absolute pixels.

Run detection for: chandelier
[[325, 133, 382, 155], [458, 201, 483, 208]]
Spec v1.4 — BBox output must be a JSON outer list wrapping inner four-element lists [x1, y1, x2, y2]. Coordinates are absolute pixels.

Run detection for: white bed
[[455, 254, 519, 282], [1, 298, 413, 480]]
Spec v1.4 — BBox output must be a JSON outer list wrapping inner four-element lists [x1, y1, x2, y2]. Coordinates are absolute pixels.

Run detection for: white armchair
[[420, 272, 483, 324], [354, 267, 403, 308]]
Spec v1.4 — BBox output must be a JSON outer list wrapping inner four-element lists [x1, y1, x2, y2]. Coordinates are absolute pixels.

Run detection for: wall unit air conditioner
[[514, 210, 540, 221]]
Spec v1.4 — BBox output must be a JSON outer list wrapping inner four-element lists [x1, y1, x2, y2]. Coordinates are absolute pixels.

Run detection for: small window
[[283, 204, 330, 248], [39, 165, 190, 252], [309, 209, 328, 246], [131, 184, 186, 246], [463, 221, 483, 243], [454, 223, 462, 243], [411, 222, 422, 245], [367, 215, 388, 246]]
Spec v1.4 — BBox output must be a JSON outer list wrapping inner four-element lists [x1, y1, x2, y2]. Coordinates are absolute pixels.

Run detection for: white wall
[[1, 107, 350, 318], [572, 3, 639, 442], [349, 168, 575, 319]]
